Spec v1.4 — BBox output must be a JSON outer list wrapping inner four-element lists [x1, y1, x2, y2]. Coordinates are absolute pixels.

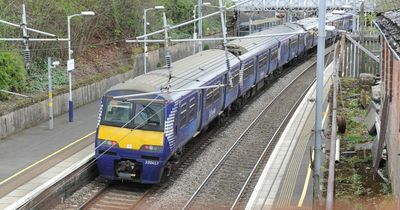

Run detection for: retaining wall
[[0, 40, 220, 139]]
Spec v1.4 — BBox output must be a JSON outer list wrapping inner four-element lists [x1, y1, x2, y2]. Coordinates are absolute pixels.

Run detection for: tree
[[0, 51, 27, 99]]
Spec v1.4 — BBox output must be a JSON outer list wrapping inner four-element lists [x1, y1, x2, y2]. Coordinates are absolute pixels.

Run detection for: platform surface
[[0, 100, 100, 208], [246, 63, 334, 210]]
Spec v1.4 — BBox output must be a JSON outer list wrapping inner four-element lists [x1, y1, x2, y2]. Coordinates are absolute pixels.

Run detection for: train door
[[178, 93, 200, 144], [177, 97, 189, 146], [201, 77, 224, 127], [289, 36, 298, 60], [256, 51, 269, 83], [268, 46, 279, 74], [196, 91, 202, 133], [224, 66, 240, 109], [279, 39, 289, 66]]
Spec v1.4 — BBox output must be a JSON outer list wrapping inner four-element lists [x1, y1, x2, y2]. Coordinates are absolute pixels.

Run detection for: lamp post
[[193, 2, 211, 54], [67, 11, 95, 123], [144, 6, 165, 74]]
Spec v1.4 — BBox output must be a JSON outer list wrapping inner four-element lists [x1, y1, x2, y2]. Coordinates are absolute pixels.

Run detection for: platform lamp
[[144, 6, 165, 74], [67, 11, 95, 122]]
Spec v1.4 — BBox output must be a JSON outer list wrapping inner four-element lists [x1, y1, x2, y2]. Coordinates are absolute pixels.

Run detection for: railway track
[[57, 50, 333, 210], [77, 182, 151, 210], [182, 59, 319, 210]]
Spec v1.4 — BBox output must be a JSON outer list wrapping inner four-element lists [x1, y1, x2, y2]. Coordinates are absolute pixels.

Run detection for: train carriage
[[295, 17, 319, 50], [96, 12, 353, 184], [96, 50, 239, 183]]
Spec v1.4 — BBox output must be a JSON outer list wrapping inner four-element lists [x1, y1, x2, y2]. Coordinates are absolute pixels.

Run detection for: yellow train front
[[95, 81, 174, 184]]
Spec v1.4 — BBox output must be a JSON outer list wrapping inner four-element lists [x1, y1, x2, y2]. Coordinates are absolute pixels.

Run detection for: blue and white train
[[95, 12, 352, 184]]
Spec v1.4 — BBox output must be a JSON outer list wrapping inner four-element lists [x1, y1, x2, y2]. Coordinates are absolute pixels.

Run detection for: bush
[[0, 52, 27, 99]]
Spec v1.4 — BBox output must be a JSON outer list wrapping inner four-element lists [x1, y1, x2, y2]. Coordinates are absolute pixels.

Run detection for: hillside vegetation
[[0, 0, 225, 100]]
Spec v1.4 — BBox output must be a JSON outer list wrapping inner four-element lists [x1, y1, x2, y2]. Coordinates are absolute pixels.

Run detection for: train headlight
[[98, 139, 119, 148], [140, 145, 163, 152]]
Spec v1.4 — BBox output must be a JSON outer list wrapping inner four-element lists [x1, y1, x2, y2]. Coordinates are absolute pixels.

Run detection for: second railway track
[[55, 50, 333, 210], [182, 58, 321, 209]]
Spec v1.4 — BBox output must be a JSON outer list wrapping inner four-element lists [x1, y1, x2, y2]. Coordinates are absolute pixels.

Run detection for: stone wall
[[0, 39, 220, 139]]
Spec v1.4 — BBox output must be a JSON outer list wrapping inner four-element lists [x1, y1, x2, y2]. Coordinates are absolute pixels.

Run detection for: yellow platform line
[[0, 131, 95, 186], [297, 103, 330, 207], [298, 150, 314, 207]]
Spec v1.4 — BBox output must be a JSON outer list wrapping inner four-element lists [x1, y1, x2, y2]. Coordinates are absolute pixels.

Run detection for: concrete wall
[[0, 71, 133, 139], [0, 40, 220, 140]]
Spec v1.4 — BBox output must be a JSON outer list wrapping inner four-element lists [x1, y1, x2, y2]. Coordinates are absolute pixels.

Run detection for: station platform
[[246, 62, 334, 210], [0, 63, 334, 209], [0, 101, 99, 209]]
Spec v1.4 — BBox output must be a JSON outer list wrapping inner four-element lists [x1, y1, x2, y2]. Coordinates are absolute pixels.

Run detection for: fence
[[341, 33, 380, 77]]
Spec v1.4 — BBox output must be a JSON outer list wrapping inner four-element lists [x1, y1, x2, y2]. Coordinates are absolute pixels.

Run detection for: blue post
[[69, 100, 74, 122]]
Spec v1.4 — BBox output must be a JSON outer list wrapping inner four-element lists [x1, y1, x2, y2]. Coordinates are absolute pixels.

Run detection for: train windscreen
[[101, 99, 164, 131]]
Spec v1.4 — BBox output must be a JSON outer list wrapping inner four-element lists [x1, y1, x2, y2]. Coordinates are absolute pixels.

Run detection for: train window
[[258, 52, 268, 69], [232, 70, 240, 87], [188, 97, 196, 122], [271, 48, 278, 60], [180, 102, 187, 127], [290, 39, 297, 50], [103, 100, 132, 126], [243, 60, 254, 79], [206, 84, 221, 107], [101, 99, 164, 130], [132, 102, 164, 130], [228, 67, 240, 89]]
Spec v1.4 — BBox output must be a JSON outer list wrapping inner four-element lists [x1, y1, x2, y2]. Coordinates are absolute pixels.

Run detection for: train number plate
[[145, 160, 159, 165]]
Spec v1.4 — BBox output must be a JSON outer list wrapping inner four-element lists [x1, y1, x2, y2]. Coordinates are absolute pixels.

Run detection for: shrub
[[0, 51, 27, 99]]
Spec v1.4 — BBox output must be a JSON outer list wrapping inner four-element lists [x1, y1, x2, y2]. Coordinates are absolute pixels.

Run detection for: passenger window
[[290, 39, 297, 50], [243, 60, 254, 79], [206, 83, 220, 107], [228, 68, 240, 89], [271, 48, 278, 60], [189, 97, 196, 122], [180, 102, 187, 127], [258, 52, 268, 69]]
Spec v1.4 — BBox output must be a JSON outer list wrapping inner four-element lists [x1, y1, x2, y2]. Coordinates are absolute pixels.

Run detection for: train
[[95, 11, 353, 184]]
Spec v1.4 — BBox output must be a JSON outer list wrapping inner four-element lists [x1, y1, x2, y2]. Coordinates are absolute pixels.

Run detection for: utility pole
[[359, 2, 365, 76], [48, 57, 60, 130], [326, 35, 344, 210], [21, 0, 31, 71], [218, 0, 232, 87], [47, 57, 54, 130], [314, 0, 327, 209], [193, 6, 198, 54], [198, 0, 203, 51]]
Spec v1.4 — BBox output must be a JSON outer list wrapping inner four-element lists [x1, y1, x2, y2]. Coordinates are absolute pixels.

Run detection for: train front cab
[[95, 93, 170, 184]]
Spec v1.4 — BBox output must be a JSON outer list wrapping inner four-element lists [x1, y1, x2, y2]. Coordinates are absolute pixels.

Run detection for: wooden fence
[[341, 33, 380, 77]]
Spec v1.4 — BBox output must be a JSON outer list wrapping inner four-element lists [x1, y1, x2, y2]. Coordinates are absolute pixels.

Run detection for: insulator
[[165, 52, 172, 69], [24, 49, 31, 63]]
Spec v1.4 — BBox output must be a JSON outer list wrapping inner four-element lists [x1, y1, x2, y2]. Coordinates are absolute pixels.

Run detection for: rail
[[182, 58, 319, 210]]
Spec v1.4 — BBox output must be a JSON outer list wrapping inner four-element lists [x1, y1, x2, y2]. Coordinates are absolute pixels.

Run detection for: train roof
[[294, 17, 319, 30], [295, 12, 352, 31], [240, 17, 281, 26], [107, 49, 240, 100], [227, 22, 304, 56]]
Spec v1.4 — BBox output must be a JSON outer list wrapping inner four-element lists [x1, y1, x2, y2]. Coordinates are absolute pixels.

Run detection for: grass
[[333, 77, 392, 208]]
